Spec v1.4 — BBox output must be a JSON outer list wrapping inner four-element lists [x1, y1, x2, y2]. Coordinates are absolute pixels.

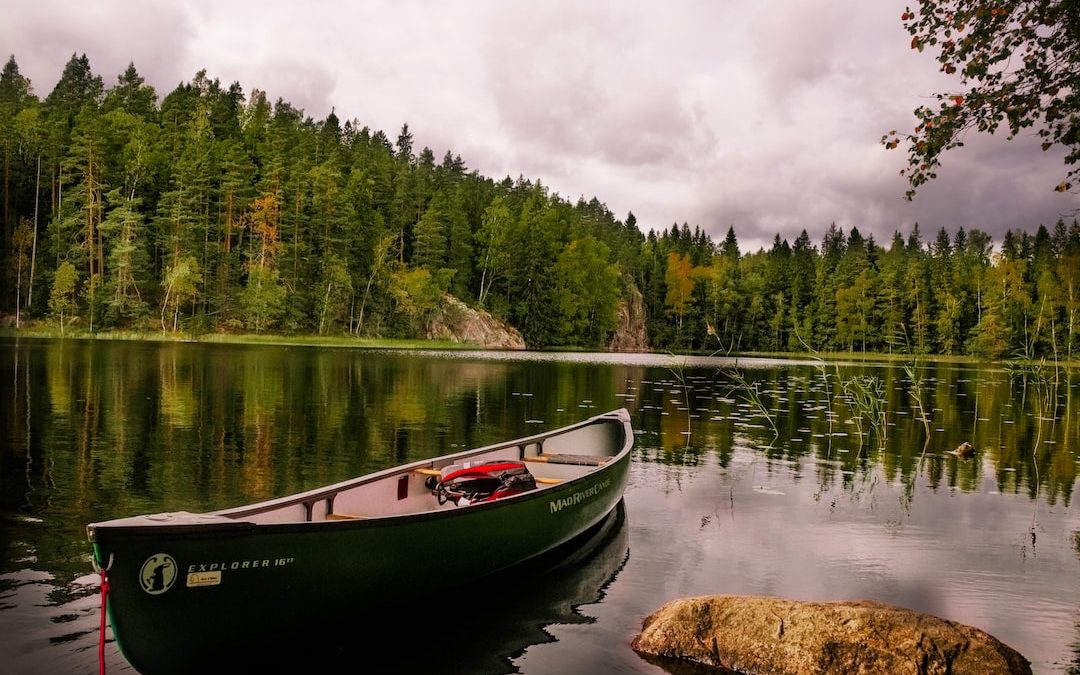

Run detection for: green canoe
[[87, 408, 634, 674]]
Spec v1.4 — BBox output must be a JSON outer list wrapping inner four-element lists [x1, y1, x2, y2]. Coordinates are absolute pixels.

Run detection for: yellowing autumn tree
[[665, 252, 697, 333], [240, 193, 286, 332]]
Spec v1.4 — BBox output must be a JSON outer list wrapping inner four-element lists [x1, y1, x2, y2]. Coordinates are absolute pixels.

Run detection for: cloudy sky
[[4, 0, 1077, 252]]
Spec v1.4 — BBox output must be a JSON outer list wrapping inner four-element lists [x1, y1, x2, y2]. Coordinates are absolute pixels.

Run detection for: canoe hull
[[90, 411, 632, 673]]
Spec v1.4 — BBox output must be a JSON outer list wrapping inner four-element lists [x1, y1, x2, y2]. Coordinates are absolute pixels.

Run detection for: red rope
[[98, 566, 110, 675]]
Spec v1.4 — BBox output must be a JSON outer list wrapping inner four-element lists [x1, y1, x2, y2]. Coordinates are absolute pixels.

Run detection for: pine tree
[[102, 63, 157, 119], [721, 225, 739, 259], [99, 188, 150, 325], [1, 56, 33, 264], [395, 123, 413, 163], [445, 187, 473, 299], [413, 190, 448, 270]]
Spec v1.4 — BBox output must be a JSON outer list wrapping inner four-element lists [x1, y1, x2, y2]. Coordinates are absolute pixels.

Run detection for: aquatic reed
[[839, 373, 888, 452], [901, 356, 932, 456], [705, 322, 779, 443], [666, 353, 694, 446], [722, 366, 779, 442], [1006, 354, 1062, 498]]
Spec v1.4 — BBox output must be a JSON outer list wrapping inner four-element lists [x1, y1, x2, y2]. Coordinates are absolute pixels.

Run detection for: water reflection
[[8, 342, 1078, 512], [311, 501, 630, 675], [2, 339, 1079, 673], [630, 360, 1079, 507]]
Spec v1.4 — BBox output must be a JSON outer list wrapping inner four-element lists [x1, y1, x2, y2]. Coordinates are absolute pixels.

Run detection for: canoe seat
[[326, 512, 366, 520], [413, 468, 441, 477], [535, 477, 563, 485], [523, 454, 609, 467]]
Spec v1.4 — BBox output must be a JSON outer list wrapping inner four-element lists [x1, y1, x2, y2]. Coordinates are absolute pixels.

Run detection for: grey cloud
[[234, 58, 337, 120], [3, 0, 194, 98], [898, 136, 1076, 234], [750, 3, 855, 97], [732, 131, 1076, 252], [481, 4, 715, 173]]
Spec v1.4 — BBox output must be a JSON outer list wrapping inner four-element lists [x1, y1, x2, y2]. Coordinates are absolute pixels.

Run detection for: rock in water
[[954, 441, 975, 458], [631, 595, 1031, 675]]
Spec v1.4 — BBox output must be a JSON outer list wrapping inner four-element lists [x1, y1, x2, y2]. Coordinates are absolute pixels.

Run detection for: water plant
[[1006, 353, 1063, 502], [884, 326, 933, 455], [706, 322, 779, 444], [721, 365, 779, 442], [901, 355, 932, 455], [666, 352, 694, 446], [839, 373, 888, 452], [794, 332, 836, 454], [794, 329, 891, 454]]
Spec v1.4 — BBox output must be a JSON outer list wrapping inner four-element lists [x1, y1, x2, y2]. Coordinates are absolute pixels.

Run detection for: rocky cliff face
[[426, 294, 526, 349], [606, 283, 649, 352]]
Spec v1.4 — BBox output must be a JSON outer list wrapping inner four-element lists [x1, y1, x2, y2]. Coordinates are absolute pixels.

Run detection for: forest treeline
[[1, 54, 1079, 358]]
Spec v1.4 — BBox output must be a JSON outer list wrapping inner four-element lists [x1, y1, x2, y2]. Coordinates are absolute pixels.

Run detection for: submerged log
[[631, 595, 1031, 675]]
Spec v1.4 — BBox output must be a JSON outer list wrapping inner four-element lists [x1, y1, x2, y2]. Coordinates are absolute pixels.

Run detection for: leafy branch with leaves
[[884, 0, 1080, 198]]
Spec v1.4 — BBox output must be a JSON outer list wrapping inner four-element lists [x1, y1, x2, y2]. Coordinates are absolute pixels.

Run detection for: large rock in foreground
[[631, 595, 1030, 675]]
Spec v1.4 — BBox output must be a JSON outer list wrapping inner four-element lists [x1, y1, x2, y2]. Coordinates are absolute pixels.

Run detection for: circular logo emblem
[[139, 553, 178, 595]]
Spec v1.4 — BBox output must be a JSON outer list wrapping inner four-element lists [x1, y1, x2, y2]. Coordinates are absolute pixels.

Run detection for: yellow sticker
[[186, 571, 222, 587]]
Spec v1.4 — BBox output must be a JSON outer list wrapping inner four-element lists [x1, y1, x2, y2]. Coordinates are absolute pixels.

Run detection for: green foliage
[[476, 195, 511, 308], [413, 191, 448, 270], [388, 265, 451, 333], [885, 0, 1080, 197], [160, 255, 201, 332], [551, 236, 620, 347], [240, 264, 286, 333], [316, 254, 353, 335], [3, 52, 1080, 360], [48, 260, 78, 334], [444, 188, 473, 299], [505, 191, 561, 346], [10, 218, 33, 323]]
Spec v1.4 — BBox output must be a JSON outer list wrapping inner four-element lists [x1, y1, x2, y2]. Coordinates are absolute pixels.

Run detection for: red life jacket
[[433, 460, 537, 505]]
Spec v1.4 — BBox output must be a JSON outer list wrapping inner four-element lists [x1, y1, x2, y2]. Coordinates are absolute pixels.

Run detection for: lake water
[[1, 338, 1079, 674]]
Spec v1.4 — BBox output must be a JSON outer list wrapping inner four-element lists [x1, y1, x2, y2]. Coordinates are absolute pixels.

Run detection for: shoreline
[[3, 327, 1077, 366]]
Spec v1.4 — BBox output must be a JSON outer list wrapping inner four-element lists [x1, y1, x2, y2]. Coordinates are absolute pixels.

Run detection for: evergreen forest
[[2, 54, 1079, 359]]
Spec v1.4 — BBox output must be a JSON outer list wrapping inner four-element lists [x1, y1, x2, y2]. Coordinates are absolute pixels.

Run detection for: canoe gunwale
[[87, 408, 633, 540]]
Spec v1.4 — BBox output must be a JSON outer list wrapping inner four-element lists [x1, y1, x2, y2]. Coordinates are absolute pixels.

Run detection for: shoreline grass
[[0, 326, 478, 351]]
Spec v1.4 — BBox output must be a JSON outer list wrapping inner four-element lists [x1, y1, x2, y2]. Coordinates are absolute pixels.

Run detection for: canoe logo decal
[[549, 478, 611, 514], [139, 553, 178, 595]]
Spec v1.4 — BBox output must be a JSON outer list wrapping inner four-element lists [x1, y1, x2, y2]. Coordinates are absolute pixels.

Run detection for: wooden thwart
[[524, 453, 609, 467], [326, 512, 366, 520]]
